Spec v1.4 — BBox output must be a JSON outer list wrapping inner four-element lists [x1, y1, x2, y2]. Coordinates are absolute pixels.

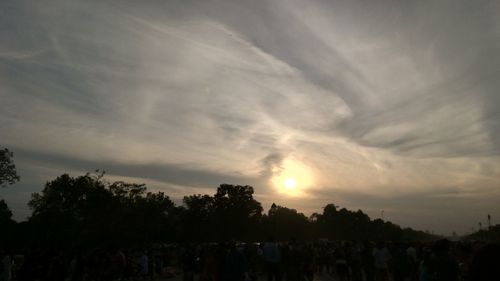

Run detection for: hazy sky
[[1, 0, 500, 235]]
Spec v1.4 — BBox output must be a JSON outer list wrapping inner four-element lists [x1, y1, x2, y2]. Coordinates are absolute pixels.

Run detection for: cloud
[[1, 0, 500, 233], [198, 0, 500, 158], [12, 147, 267, 191]]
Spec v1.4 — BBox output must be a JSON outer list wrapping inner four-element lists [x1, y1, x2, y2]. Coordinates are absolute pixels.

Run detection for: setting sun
[[284, 178, 297, 189], [271, 157, 315, 197]]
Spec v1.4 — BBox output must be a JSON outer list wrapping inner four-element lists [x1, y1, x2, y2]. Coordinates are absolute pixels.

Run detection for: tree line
[[1, 168, 436, 250]]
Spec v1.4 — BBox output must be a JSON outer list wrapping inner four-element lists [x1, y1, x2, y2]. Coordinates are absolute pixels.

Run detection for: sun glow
[[271, 158, 315, 197], [284, 178, 297, 189]]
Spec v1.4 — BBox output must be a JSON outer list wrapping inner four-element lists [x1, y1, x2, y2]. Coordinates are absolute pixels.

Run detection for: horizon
[[0, 170, 450, 239], [2, 0, 500, 236], [0, 161, 493, 237]]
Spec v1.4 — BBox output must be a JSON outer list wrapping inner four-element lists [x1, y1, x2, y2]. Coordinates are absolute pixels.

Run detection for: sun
[[271, 157, 315, 197], [284, 178, 297, 189]]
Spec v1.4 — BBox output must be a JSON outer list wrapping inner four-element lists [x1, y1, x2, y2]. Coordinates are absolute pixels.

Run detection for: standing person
[[335, 246, 349, 281], [139, 251, 150, 281], [222, 242, 246, 281], [303, 244, 316, 281], [200, 246, 218, 281], [406, 244, 418, 281], [317, 246, 328, 275], [262, 237, 281, 281], [419, 249, 432, 281], [110, 247, 127, 281], [373, 242, 391, 281], [350, 243, 363, 281], [392, 243, 409, 281], [429, 239, 459, 281], [243, 243, 259, 281], [183, 246, 197, 281], [123, 250, 135, 281], [1, 250, 12, 281], [282, 242, 301, 281], [467, 243, 500, 281], [362, 242, 375, 281]]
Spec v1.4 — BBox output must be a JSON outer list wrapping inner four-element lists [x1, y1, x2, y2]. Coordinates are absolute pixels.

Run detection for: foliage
[[0, 171, 438, 249], [313, 204, 435, 241], [28, 172, 178, 248], [0, 148, 20, 246], [213, 184, 263, 240], [0, 199, 13, 223], [180, 194, 215, 241], [0, 199, 16, 248], [464, 224, 500, 242], [262, 203, 311, 240], [0, 148, 20, 187], [179, 184, 263, 241]]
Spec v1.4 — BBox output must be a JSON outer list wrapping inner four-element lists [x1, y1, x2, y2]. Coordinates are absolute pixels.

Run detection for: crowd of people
[[189, 239, 499, 281], [1, 238, 499, 281], [0, 247, 175, 281]]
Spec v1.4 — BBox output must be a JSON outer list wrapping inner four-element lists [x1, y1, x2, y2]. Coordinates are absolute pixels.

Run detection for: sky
[[1, 0, 500, 235]]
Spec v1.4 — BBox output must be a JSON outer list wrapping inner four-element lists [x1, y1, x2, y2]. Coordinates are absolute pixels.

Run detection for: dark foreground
[[1, 239, 499, 281]]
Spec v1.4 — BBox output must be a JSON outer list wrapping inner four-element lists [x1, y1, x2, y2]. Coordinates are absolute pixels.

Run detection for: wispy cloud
[[1, 0, 499, 234]]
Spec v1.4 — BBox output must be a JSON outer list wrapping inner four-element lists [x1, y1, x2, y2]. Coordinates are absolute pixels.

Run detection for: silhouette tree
[[181, 194, 215, 241], [213, 184, 263, 241], [28, 173, 113, 247], [263, 203, 310, 240], [28, 172, 178, 248], [0, 199, 13, 223], [0, 199, 16, 248], [107, 180, 178, 243], [312, 203, 432, 241], [21, 172, 436, 246], [0, 148, 20, 187]]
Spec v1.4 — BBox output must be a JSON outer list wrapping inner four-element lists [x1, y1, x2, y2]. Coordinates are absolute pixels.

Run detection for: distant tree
[[263, 203, 310, 240], [28, 173, 113, 247], [28, 172, 177, 248], [0, 148, 20, 187], [309, 212, 321, 222], [311, 203, 434, 241], [464, 224, 500, 241], [181, 194, 215, 241], [138, 190, 178, 241], [24, 172, 437, 246], [0, 199, 16, 247], [213, 184, 263, 241], [0, 199, 13, 222], [183, 194, 214, 216]]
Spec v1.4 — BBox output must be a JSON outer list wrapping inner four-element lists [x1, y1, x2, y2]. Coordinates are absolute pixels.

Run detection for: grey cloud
[[13, 147, 267, 190], [200, 1, 368, 113], [2, 0, 500, 233], [338, 81, 495, 158], [202, 0, 500, 158], [7, 0, 497, 159], [259, 151, 286, 178], [336, 0, 500, 157]]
